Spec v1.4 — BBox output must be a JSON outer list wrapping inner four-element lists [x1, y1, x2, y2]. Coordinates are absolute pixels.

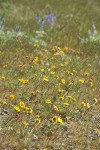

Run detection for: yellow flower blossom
[[72, 97, 76, 101], [87, 103, 90, 108], [58, 89, 64, 93], [50, 71, 55, 75], [34, 43, 39, 47], [81, 101, 86, 107], [66, 70, 70, 74], [58, 96, 64, 100], [24, 107, 29, 112], [2, 101, 7, 105], [93, 98, 98, 103], [22, 121, 28, 126], [63, 102, 69, 106], [79, 79, 84, 84], [9, 94, 15, 100], [53, 105, 59, 111], [19, 101, 25, 108], [45, 99, 51, 104], [3, 64, 8, 68], [40, 68, 44, 72], [14, 106, 20, 112], [33, 57, 39, 63], [1, 75, 5, 80], [35, 118, 41, 124], [90, 82, 93, 87], [61, 79, 65, 84], [31, 90, 36, 96], [70, 72, 74, 76], [63, 47, 68, 51], [51, 65, 56, 69], [68, 81, 73, 86], [60, 63, 64, 67], [43, 77, 49, 82], [68, 95, 72, 99], [28, 108, 33, 114], [57, 117, 63, 124], [18, 78, 29, 84], [73, 70, 77, 73], [54, 52, 59, 56]]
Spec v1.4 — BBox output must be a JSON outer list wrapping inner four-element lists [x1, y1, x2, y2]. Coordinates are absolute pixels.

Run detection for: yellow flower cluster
[[14, 101, 33, 114], [18, 78, 29, 84]]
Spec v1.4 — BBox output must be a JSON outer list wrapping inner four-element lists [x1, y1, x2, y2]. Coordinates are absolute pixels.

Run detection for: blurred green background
[[0, 0, 100, 49]]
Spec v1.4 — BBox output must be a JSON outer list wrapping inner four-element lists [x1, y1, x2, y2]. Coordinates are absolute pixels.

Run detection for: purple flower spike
[[40, 19, 45, 29]]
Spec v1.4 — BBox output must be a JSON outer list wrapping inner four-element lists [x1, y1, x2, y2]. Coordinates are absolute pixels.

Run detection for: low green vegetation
[[0, 0, 100, 150]]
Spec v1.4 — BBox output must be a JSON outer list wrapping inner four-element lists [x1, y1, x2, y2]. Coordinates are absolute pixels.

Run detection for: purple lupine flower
[[40, 19, 45, 29], [51, 14, 56, 23], [44, 12, 56, 25]]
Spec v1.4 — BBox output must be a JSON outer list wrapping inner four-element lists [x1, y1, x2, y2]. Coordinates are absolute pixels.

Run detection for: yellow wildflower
[[58, 89, 64, 93], [34, 43, 39, 47], [63, 102, 69, 106], [14, 106, 20, 112], [53, 105, 59, 111], [45, 99, 51, 104], [40, 68, 44, 72], [51, 65, 56, 69], [33, 57, 39, 63], [57, 117, 63, 124], [1, 75, 5, 80], [43, 77, 49, 82], [93, 98, 98, 103], [50, 71, 55, 75], [70, 72, 74, 76], [2, 101, 7, 105], [73, 70, 77, 73], [22, 121, 28, 126], [54, 52, 59, 56], [24, 107, 29, 112], [66, 70, 70, 74], [19, 101, 25, 108], [3, 64, 8, 68], [81, 101, 86, 107], [9, 94, 15, 100], [90, 82, 93, 87], [68, 95, 72, 99], [87, 103, 90, 108], [60, 63, 64, 67], [79, 79, 84, 83], [68, 81, 73, 86], [35, 118, 41, 124], [58, 96, 64, 100], [72, 97, 76, 101], [61, 79, 65, 84], [18, 78, 28, 84], [35, 115, 40, 118], [63, 47, 68, 51], [28, 108, 33, 114], [31, 90, 36, 96]]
